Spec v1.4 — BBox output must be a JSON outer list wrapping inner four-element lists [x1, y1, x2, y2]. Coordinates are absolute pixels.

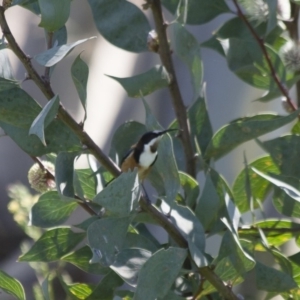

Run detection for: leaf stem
[[149, 0, 196, 178], [232, 0, 297, 112]]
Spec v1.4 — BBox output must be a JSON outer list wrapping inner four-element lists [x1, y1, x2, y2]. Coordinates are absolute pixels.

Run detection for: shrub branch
[[149, 0, 196, 178], [0, 5, 239, 299], [232, 0, 297, 112]]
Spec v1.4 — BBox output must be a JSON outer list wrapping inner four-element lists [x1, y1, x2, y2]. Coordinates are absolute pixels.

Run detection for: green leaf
[[200, 36, 225, 56], [65, 283, 94, 299], [110, 248, 151, 287], [0, 270, 25, 300], [195, 174, 221, 231], [255, 262, 297, 292], [87, 0, 151, 53], [75, 168, 97, 200], [0, 78, 19, 91], [252, 168, 300, 203], [30, 191, 77, 228], [259, 135, 300, 177], [240, 220, 300, 247], [108, 65, 170, 98], [214, 231, 255, 276], [86, 271, 123, 300], [12, 0, 40, 14], [19, 228, 85, 262], [93, 170, 140, 216], [55, 151, 78, 199], [71, 54, 89, 121], [178, 171, 199, 209], [0, 80, 81, 156], [34, 37, 96, 67], [87, 216, 131, 266], [204, 112, 299, 160], [74, 216, 99, 231], [188, 93, 213, 156], [171, 23, 202, 100], [266, 0, 278, 35], [62, 245, 110, 275], [143, 98, 180, 205], [38, 0, 70, 32], [162, 0, 229, 25], [233, 156, 279, 213], [134, 248, 187, 300], [41, 275, 51, 300], [123, 232, 158, 253], [161, 201, 207, 267], [29, 95, 60, 146]]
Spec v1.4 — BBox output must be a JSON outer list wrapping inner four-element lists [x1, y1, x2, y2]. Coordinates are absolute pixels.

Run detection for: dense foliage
[[1, 0, 300, 299]]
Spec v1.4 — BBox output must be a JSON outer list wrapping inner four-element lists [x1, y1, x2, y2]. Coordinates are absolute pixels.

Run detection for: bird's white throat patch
[[139, 143, 158, 167]]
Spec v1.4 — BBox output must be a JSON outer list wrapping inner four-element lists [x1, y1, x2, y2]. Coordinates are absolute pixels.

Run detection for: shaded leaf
[[255, 262, 297, 292], [0, 49, 14, 80], [214, 231, 255, 276], [0, 80, 81, 156], [162, 0, 229, 25], [29, 95, 60, 146], [259, 135, 300, 177], [62, 245, 110, 275], [110, 248, 151, 287], [87, 0, 151, 52], [93, 170, 140, 216], [55, 151, 78, 200], [30, 191, 77, 228], [19, 228, 85, 262], [188, 93, 213, 156], [12, 0, 40, 14], [178, 171, 199, 209], [86, 271, 123, 300], [134, 248, 187, 300], [38, 0, 70, 32], [71, 54, 89, 121], [87, 216, 131, 266], [171, 23, 202, 100], [108, 65, 170, 98], [204, 112, 299, 160], [0, 270, 25, 300], [195, 174, 221, 232], [34, 37, 96, 67], [124, 232, 158, 253]]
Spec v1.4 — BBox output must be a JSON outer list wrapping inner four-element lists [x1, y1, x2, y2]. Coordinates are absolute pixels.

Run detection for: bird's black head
[[139, 129, 178, 145]]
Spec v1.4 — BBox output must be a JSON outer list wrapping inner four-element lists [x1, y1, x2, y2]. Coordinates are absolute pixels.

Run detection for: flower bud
[[147, 30, 159, 53], [28, 161, 56, 193]]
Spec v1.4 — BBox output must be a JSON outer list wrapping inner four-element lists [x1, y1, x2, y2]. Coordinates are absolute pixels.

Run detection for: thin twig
[[232, 0, 297, 112], [30, 156, 98, 216], [44, 31, 53, 82], [150, 0, 196, 178], [285, 3, 300, 108]]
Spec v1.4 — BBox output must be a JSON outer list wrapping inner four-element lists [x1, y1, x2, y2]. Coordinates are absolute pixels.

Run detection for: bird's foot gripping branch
[[1, 1, 300, 300]]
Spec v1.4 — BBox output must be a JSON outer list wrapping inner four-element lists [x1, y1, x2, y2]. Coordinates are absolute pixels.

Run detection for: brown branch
[[232, 0, 297, 112], [149, 0, 196, 178], [285, 3, 300, 108], [44, 31, 53, 82]]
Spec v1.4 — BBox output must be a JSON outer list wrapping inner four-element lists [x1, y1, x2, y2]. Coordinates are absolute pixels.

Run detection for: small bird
[[120, 129, 177, 181]]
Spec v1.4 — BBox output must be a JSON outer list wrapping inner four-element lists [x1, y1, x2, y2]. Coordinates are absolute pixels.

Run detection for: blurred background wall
[[0, 0, 294, 299]]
